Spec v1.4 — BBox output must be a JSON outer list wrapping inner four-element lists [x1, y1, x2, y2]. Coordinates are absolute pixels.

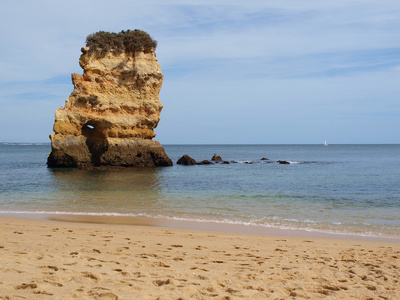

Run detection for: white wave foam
[[1, 210, 398, 240], [230, 160, 254, 164], [0, 210, 143, 217]]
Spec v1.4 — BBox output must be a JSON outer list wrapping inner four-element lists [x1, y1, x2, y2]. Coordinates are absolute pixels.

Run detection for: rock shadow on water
[[47, 167, 166, 214]]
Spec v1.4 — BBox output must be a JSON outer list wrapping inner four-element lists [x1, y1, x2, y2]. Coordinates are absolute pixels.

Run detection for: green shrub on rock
[[85, 29, 157, 56]]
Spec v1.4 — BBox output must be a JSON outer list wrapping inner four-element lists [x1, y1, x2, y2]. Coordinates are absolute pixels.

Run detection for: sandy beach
[[0, 216, 399, 299]]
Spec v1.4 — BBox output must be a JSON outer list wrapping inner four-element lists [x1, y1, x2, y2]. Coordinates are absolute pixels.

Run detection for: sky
[[0, 0, 399, 144]]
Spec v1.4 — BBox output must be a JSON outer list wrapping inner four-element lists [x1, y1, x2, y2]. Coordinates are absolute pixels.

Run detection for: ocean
[[0, 144, 399, 241]]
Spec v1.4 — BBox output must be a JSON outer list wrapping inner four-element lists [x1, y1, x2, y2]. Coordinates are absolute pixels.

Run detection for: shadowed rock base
[[47, 136, 172, 168]]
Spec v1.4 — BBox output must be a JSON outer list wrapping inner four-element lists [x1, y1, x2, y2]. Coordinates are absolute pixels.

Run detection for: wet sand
[[0, 216, 399, 299]]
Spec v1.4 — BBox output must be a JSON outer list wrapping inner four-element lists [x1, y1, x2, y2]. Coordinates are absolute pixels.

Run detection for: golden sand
[[0, 216, 399, 299]]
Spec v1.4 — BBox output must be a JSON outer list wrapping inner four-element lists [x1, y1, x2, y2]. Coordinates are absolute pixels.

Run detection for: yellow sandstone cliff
[[48, 30, 172, 168]]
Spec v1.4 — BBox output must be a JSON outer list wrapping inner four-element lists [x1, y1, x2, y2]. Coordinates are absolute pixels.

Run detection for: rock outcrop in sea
[[47, 30, 172, 168], [176, 155, 214, 165], [176, 155, 197, 165], [211, 154, 222, 161]]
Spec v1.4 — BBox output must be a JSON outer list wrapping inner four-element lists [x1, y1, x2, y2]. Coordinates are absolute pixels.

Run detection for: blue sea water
[[0, 144, 399, 240]]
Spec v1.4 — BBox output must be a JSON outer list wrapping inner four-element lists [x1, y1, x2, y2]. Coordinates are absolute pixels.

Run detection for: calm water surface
[[0, 144, 399, 240]]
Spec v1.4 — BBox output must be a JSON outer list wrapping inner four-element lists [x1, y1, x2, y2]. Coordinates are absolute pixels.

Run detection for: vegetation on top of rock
[[85, 30, 158, 56]]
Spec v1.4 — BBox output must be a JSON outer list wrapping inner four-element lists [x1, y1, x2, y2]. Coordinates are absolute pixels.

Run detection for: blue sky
[[0, 0, 399, 144]]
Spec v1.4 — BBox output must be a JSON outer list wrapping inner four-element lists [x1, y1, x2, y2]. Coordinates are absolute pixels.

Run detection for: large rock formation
[[48, 30, 172, 168]]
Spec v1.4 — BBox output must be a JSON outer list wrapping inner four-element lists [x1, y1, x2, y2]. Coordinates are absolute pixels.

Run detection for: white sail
[[324, 139, 328, 146]]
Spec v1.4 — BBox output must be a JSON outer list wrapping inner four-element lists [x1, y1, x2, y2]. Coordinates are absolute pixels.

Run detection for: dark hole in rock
[[82, 122, 108, 166]]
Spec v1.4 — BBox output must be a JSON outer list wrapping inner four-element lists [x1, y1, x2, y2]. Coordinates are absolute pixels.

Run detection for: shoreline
[[1, 212, 399, 243], [0, 215, 399, 299]]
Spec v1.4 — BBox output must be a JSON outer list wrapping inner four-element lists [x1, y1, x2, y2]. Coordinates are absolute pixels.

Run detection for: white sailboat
[[324, 139, 328, 146]]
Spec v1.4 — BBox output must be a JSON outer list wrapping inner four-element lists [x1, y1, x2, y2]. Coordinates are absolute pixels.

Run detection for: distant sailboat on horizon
[[324, 139, 328, 146]]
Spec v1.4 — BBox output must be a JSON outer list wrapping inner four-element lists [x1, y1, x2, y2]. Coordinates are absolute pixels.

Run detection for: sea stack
[[47, 30, 172, 168]]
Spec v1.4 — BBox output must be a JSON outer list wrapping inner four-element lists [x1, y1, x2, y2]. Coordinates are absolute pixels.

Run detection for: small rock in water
[[211, 154, 222, 161], [277, 160, 290, 164], [177, 155, 197, 165], [197, 160, 213, 165]]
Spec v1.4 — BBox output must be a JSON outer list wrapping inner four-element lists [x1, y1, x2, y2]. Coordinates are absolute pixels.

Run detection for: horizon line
[[1, 142, 399, 146]]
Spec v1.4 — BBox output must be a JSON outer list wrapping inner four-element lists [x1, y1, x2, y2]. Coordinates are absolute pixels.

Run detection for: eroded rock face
[[48, 32, 172, 168]]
